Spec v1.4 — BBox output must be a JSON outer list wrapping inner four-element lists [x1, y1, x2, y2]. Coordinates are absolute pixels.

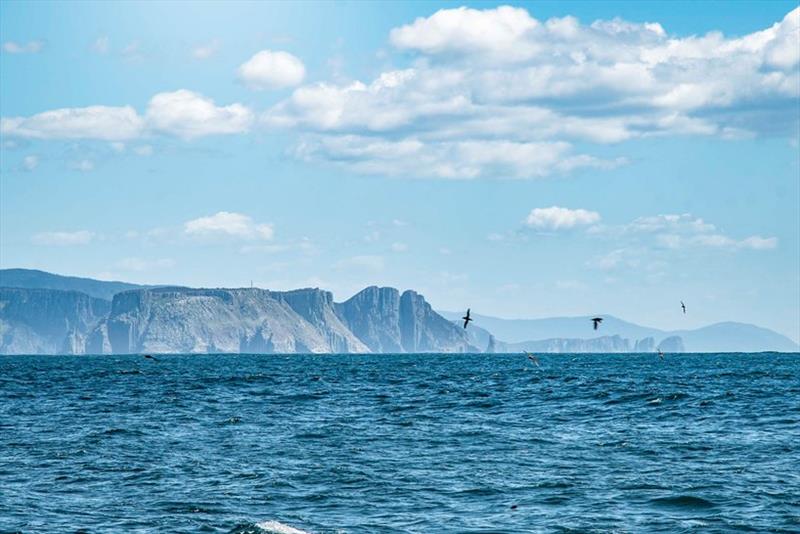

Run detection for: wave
[[255, 520, 311, 534]]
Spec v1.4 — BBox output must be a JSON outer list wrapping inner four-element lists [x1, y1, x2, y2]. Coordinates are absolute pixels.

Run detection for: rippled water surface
[[1, 353, 799, 533]]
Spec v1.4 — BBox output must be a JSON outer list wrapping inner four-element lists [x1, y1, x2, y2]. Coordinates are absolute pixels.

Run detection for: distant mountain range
[[1, 269, 797, 354], [439, 311, 799, 353]]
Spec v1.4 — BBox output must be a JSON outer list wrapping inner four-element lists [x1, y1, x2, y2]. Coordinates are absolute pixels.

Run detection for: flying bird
[[462, 308, 473, 329], [591, 317, 603, 330], [526, 352, 540, 368], [681, 301, 686, 314]]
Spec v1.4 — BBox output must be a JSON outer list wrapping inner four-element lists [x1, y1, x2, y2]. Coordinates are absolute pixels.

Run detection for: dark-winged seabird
[[681, 301, 686, 314], [526, 352, 540, 367], [462, 308, 473, 329], [591, 317, 603, 330]]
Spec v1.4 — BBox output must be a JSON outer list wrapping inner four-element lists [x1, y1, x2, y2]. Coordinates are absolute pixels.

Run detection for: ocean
[[1, 353, 798, 533]]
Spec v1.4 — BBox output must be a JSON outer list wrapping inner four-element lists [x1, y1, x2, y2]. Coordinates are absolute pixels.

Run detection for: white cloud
[[91, 36, 109, 54], [145, 90, 253, 138], [115, 257, 175, 271], [133, 144, 153, 156], [32, 230, 94, 246], [121, 41, 143, 61], [525, 206, 601, 230], [739, 236, 779, 250], [591, 212, 778, 264], [364, 230, 380, 242], [193, 39, 220, 60], [1, 106, 144, 140], [335, 255, 385, 271], [658, 232, 778, 250], [70, 159, 94, 172], [260, 6, 799, 178], [556, 279, 587, 290], [22, 155, 38, 171], [238, 50, 305, 90], [3, 40, 44, 54], [390, 6, 539, 61], [391, 242, 408, 252], [184, 211, 274, 241], [294, 135, 621, 179], [1, 90, 251, 141]]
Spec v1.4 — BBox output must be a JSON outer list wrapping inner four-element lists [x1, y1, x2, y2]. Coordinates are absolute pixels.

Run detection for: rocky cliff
[[0, 284, 473, 354], [97, 287, 370, 354], [336, 286, 477, 353], [0, 287, 110, 354]]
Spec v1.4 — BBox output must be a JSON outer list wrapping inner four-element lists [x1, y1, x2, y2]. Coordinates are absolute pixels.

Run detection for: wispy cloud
[[91, 36, 109, 54], [3, 40, 44, 54], [184, 211, 274, 241], [32, 230, 94, 246], [335, 255, 385, 271], [192, 39, 220, 60], [21, 155, 38, 171], [115, 257, 175, 272]]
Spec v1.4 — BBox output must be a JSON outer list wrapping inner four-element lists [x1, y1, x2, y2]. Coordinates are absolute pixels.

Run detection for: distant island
[[1, 268, 798, 355]]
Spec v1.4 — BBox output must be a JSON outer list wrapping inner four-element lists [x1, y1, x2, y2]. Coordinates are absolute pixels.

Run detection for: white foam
[[255, 520, 311, 534]]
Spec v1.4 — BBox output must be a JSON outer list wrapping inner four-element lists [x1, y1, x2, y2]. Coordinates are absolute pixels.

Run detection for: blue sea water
[[1, 353, 798, 533]]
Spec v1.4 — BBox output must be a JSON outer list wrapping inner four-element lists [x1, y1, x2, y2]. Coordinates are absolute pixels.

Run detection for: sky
[[1, 1, 798, 341]]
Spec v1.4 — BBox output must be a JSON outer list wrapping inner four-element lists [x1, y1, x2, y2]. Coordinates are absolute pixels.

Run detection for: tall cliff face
[[99, 287, 360, 354], [399, 290, 475, 352], [0, 288, 110, 354], [336, 287, 476, 353], [274, 288, 369, 353], [335, 286, 403, 352]]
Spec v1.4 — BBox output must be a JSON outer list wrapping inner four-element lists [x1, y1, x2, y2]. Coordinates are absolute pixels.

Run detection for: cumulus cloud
[[2, 6, 797, 181], [145, 90, 253, 138], [390, 5, 539, 61], [184, 211, 273, 240], [32, 230, 94, 246], [1, 90, 252, 141], [3, 40, 44, 54], [238, 50, 305, 90], [525, 206, 601, 230], [260, 6, 799, 178]]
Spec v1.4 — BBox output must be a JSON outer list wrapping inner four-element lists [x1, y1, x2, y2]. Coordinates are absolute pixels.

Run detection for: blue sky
[[1, 1, 798, 340]]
